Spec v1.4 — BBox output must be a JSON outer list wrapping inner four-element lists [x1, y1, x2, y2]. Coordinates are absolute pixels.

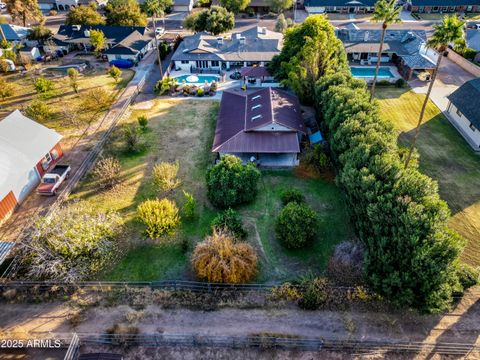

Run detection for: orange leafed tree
[[192, 229, 257, 284]]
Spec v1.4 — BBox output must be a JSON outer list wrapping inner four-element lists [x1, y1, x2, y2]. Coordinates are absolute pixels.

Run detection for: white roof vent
[[84, 30, 90, 37]]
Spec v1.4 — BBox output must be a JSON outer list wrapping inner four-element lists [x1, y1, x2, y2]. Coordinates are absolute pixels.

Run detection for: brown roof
[[212, 88, 305, 154], [240, 66, 271, 78]]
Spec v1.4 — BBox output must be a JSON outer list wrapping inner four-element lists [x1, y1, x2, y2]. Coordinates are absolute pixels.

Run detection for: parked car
[[229, 71, 242, 80], [37, 164, 71, 196], [0, 2, 6, 10], [155, 27, 165, 37]]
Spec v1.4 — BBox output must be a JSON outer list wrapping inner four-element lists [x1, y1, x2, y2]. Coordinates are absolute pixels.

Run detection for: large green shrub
[[137, 198, 180, 238], [280, 188, 305, 206], [275, 202, 319, 249], [211, 208, 247, 239], [206, 155, 260, 209]]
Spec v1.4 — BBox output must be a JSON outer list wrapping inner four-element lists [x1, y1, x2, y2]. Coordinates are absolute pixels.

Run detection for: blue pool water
[[351, 67, 395, 79], [174, 74, 219, 84]]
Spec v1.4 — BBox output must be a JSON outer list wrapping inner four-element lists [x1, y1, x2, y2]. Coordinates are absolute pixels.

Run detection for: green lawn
[[72, 99, 354, 282], [376, 88, 480, 266]]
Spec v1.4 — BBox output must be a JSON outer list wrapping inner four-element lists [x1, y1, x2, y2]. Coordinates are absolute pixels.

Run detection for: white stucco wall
[[447, 102, 480, 148]]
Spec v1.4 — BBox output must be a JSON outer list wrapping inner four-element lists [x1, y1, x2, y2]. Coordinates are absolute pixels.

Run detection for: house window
[[432, 6, 439, 12], [470, 123, 477, 132], [441, 7, 448, 12], [44, 153, 52, 164], [456, 108, 463, 117], [181, 60, 189, 64], [211, 60, 219, 67]]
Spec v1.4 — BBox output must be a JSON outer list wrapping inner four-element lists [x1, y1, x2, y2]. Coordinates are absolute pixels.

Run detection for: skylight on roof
[[252, 115, 262, 121], [252, 95, 262, 101], [252, 104, 262, 110]]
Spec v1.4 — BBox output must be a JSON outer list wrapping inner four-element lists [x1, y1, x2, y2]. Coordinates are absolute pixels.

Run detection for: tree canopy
[[26, 25, 52, 42], [105, 0, 148, 26], [218, 0, 250, 14], [66, 4, 106, 26], [267, 0, 293, 14], [269, 15, 348, 104], [183, 6, 235, 35], [5, 0, 42, 27]]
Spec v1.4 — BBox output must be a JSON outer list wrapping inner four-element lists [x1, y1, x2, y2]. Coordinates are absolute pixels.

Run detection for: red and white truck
[[37, 164, 71, 196]]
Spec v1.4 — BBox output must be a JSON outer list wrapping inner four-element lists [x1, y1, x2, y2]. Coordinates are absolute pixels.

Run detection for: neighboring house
[[212, 87, 306, 167], [337, 28, 437, 80], [171, 26, 283, 73], [38, 0, 106, 11], [406, 0, 480, 13], [0, 110, 63, 224], [46, 25, 153, 62], [18, 46, 41, 60], [446, 78, 480, 151], [466, 29, 480, 62], [212, 0, 271, 13], [173, 0, 195, 12], [304, 0, 376, 14], [0, 24, 29, 45]]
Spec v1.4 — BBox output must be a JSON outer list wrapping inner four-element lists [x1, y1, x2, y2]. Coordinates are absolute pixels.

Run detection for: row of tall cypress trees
[[270, 15, 466, 313]]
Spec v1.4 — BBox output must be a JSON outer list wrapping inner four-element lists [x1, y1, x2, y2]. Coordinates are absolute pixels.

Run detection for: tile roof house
[[446, 78, 480, 151], [171, 26, 283, 73], [466, 29, 480, 62], [337, 28, 437, 80], [304, 0, 377, 14], [407, 0, 480, 13], [213, 88, 306, 167], [46, 25, 153, 62]]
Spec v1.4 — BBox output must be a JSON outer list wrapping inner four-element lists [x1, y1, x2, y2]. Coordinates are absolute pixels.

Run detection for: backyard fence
[[45, 332, 480, 357]]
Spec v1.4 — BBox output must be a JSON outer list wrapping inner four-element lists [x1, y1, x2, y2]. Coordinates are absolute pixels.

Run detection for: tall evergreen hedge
[[271, 15, 465, 313]]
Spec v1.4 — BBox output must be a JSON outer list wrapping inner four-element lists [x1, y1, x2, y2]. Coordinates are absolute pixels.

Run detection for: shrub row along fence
[[57, 332, 480, 356], [0, 279, 346, 292]]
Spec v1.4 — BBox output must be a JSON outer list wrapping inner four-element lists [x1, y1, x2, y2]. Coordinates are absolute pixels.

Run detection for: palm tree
[[404, 15, 465, 169], [144, 0, 172, 78], [370, 0, 401, 101]]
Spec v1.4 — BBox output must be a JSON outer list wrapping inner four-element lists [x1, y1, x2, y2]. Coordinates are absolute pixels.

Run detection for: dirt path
[[1, 289, 479, 349]]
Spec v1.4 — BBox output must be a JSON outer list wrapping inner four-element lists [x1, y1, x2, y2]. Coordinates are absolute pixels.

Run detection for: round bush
[[280, 188, 305, 206], [211, 208, 247, 239], [275, 202, 319, 249], [456, 263, 480, 290], [137, 198, 180, 239], [206, 155, 260, 209], [192, 229, 257, 283]]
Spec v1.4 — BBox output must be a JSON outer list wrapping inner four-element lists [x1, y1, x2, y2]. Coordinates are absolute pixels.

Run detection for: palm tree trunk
[[152, 15, 164, 78], [370, 24, 387, 101], [404, 51, 443, 169]]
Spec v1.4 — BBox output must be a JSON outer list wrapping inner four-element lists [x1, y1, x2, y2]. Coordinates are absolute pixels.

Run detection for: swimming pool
[[174, 74, 220, 84], [351, 67, 395, 79]]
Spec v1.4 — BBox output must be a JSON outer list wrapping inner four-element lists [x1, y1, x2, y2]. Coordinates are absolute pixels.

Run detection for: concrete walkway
[[409, 55, 475, 111]]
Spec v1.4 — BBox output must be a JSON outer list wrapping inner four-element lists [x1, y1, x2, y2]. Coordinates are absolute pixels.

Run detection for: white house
[[173, 0, 195, 12], [171, 26, 283, 73], [446, 78, 480, 151], [0, 110, 63, 224]]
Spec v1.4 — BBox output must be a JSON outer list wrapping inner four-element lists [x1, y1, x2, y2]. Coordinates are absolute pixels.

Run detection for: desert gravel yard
[[376, 87, 480, 266]]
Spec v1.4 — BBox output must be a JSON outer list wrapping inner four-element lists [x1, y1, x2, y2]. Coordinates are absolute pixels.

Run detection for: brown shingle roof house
[[212, 88, 306, 167]]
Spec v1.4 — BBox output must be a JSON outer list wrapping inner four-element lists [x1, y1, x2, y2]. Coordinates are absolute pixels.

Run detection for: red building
[[0, 110, 63, 224]]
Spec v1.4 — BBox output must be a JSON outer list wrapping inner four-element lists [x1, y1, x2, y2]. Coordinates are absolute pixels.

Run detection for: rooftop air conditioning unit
[[239, 36, 246, 45], [217, 37, 223, 45]]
